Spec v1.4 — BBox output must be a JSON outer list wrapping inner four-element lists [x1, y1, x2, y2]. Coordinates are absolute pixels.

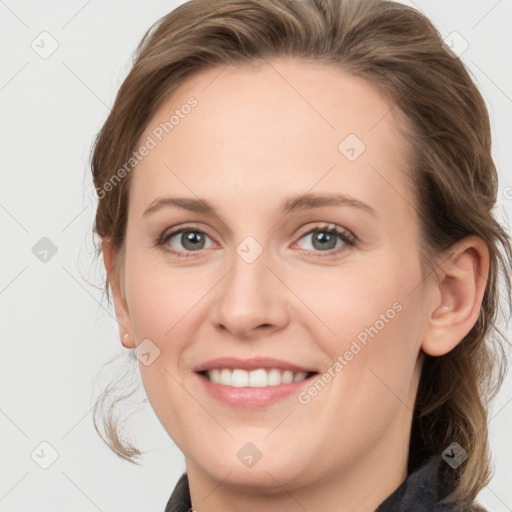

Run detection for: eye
[[158, 225, 215, 258], [157, 222, 355, 259], [293, 223, 355, 257]]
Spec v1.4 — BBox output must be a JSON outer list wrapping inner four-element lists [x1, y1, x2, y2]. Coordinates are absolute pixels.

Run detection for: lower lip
[[196, 372, 317, 408]]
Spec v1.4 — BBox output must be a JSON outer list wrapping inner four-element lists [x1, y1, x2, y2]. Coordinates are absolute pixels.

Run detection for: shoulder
[[377, 455, 492, 512]]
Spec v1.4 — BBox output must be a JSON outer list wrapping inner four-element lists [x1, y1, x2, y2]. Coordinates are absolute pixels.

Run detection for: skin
[[103, 57, 489, 512]]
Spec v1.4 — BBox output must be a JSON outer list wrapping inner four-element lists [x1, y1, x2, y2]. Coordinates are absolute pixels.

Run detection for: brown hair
[[90, 0, 511, 505]]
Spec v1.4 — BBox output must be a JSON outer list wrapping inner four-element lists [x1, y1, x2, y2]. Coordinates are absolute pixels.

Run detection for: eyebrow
[[142, 192, 377, 218]]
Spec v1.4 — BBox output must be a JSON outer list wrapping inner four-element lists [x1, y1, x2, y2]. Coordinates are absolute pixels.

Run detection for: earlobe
[[421, 236, 489, 357], [101, 238, 136, 349], [122, 333, 134, 348]]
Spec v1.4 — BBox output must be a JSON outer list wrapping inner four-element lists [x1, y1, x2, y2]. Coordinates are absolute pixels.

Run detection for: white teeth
[[267, 369, 282, 386], [249, 368, 267, 387], [205, 368, 310, 387], [220, 369, 231, 386], [232, 369, 248, 387]]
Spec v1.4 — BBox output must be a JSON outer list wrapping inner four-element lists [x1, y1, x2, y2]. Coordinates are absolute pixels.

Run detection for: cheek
[[123, 246, 201, 341], [122, 259, 200, 438], [300, 262, 416, 348], [126, 277, 177, 341], [308, 257, 425, 397]]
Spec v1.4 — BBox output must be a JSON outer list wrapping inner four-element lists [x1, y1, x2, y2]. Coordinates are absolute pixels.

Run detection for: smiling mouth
[[198, 368, 319, 387]]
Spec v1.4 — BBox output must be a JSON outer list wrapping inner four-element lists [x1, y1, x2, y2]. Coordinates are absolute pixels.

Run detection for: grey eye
[[297, 229, 346, 252], [167, 230, 213, 252]]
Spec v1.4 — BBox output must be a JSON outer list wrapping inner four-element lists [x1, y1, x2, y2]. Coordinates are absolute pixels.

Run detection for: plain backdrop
[[1, 1, 511, 511]]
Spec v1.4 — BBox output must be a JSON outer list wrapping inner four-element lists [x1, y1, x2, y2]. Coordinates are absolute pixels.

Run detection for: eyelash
[[156, 223, 356, 259]]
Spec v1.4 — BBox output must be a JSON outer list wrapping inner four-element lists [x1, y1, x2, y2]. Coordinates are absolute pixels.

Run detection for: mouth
[[192, 356, 321, 408], [196, 369, 320, 408], [198, 368, 319, 388]]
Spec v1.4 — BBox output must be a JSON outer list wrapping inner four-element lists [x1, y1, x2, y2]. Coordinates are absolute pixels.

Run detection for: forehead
[[130, 58, 414, 221]]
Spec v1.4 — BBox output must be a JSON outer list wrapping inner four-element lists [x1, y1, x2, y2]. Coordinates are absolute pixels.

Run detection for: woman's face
[[113, 58, 431, 491]]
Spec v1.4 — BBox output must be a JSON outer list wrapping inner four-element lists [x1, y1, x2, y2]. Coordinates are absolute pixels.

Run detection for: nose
[[211, 246, 290, 339]]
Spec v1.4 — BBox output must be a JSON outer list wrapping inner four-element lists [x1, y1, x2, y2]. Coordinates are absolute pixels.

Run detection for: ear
[[102, 238, 136, 349], [421, 235, 489, 357]]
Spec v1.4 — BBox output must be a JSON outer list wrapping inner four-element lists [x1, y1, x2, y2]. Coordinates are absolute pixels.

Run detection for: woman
[[90, 0, 511, 510]]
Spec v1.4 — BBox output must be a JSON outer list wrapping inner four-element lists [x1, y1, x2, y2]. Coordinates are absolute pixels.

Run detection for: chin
[[189, 440, 314, 492]]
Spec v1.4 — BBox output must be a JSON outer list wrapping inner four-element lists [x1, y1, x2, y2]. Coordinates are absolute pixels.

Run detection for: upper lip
[[193, 356, 318, 373]]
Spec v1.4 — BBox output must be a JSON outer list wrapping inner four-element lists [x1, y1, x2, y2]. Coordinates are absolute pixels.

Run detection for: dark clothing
[[164, 455, 488, 511], [375, 455, 487, 512]]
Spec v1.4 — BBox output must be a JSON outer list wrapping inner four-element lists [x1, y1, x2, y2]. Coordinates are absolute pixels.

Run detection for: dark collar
[[164, 471, 191, 512], [164, 455, 487, 512], [377, 455, 463, 511]]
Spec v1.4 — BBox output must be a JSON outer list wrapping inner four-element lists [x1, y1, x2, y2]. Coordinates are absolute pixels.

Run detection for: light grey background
[[1, 1, 511, 511]]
